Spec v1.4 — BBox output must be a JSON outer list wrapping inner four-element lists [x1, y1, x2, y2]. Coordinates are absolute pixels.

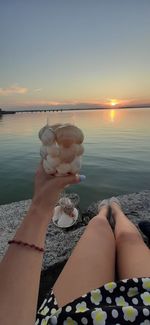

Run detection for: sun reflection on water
[[110, 109, 116, 123]]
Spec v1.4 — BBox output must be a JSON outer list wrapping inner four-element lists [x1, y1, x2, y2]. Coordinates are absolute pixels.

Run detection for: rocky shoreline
[[0, 190, 150, 308]]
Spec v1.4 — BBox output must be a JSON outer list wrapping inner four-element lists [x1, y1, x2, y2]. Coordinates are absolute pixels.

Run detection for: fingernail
[[79, 174, 86, 182]]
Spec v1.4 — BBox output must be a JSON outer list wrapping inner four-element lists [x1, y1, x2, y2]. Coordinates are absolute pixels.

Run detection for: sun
[[106, 98, 121, 107], [110, 100, 118, 106]]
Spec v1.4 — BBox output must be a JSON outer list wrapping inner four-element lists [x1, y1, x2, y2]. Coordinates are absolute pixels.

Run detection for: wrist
[[28, 201, 54, 223], [13, 203, 53, 247]]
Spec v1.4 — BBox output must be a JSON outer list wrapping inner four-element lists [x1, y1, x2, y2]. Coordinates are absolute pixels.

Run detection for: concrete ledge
[[0, 190, 150, 270]]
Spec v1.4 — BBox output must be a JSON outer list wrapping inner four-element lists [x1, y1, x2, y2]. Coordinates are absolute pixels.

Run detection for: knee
[[87, 215, 108, 232], [116, 230, 142, 246]]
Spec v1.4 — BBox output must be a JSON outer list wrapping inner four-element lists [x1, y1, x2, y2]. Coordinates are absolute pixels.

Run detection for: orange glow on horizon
[[2, 97, 150, 110], [109, 99, 119, 107]]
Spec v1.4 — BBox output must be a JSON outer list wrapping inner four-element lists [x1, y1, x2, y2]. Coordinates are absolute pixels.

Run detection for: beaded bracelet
[[8, 240, 44, 252]]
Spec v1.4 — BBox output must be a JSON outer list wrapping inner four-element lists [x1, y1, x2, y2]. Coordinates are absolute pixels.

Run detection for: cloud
[[34, 88, 42, 92], [0, 85, 28, 96]]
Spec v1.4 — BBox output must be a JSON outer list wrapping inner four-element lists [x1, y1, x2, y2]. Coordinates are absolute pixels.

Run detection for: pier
[[0, 108, 16, 115], [0, 106, 150, 115]]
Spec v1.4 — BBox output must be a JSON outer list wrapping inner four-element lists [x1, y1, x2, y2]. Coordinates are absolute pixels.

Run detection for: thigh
[[53, 216, 115, 307], [116, 231, 150, 280]]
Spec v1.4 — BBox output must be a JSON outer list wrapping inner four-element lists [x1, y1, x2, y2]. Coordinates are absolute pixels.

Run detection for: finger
[[58, 174, 86, 188]]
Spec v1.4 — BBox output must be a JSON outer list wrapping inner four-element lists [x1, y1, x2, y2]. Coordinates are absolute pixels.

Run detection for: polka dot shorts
[[36, 277, 150, 324]]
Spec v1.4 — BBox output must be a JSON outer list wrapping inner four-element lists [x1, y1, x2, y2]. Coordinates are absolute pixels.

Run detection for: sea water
[[0, 108, 150, 209]]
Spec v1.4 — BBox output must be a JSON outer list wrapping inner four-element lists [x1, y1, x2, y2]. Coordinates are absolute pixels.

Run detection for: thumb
[[58, 174, 86, 189]]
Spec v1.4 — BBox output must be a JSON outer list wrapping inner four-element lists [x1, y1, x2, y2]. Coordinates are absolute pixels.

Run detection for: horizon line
[[1, 105, 150, 115]]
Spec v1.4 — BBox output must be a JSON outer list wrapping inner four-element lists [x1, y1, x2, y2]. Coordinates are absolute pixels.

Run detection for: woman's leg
[[111, 202, 150, 280], [53, 206, 116, 307]]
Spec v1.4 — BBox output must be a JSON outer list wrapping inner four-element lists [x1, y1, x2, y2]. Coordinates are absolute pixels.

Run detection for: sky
[[0, 0, 150, 110]]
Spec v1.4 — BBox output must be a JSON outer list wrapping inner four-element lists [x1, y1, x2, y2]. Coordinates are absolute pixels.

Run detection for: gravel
[[0, 190, 150, 270]]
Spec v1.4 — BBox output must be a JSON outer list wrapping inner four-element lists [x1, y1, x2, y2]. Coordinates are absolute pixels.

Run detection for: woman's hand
[[0, 163, 84, 325], [31, 162, 80, 217]]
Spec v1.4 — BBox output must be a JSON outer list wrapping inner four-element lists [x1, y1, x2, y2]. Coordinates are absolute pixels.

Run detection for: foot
[[97, 199, 109, 212], [97, 199, 109, 218], [97, 199, 115, 229], [109, 197, 123, 228], [110, 197, 122, 215]]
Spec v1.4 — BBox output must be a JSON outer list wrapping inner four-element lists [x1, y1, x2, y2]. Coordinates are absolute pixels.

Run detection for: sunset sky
[[0, 0, 150, 110]]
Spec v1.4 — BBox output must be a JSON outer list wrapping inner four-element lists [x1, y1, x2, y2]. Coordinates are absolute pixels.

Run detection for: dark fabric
[[37, 260, 67, 310], [36, 277, 150, 324]]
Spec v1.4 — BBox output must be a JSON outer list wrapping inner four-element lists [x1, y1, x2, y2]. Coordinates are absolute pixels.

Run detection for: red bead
[[8, 240, 44, 253]]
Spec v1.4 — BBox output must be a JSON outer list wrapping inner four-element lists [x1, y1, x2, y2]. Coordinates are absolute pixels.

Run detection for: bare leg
[[111, 202, 150, 280], [53, 207, 115, 307]]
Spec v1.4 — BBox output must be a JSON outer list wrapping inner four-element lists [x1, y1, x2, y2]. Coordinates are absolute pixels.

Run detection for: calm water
[[0, 109, 150, 209]]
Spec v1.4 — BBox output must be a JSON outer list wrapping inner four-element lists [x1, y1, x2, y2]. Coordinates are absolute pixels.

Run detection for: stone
[[0, 198, 85, 269], [1, 190, 150, 309], [0, 191, 150, 269]]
